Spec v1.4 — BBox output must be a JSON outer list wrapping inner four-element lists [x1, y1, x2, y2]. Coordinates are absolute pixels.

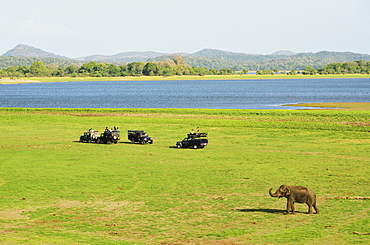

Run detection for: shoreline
[[284, 102, 370, 111], [1, 73, 370, 84], [0, 102, 369, 111]]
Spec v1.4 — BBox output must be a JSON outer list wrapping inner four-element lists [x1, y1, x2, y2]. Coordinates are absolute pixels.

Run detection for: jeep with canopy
[[97, 129, 120, 144], [80, 130, 99, 143], [79, 128, 120, 144]]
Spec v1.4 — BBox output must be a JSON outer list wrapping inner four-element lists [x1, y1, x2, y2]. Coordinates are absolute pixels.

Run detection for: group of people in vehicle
[[190, 127, 200, 135]]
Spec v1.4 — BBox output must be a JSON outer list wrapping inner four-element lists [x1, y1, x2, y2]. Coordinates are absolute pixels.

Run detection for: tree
[[219, 68, 234, 75], [78, 61, 98, 75], [127, 62, 145, 76], [65, 65, 78, 75], [16, 65, 30, 75], [143, 62, 159, 76], [209, 68, 219, 75], [29, 61, 49, 77], [302, 66, 317, 75], [6, 66, 25, 78], [198, 67, 208, 76], [107, 64, 121, 77], [240, 69, 249, 74], [170, 53, 185, 66], [0, 69, 6, 78], [256, 70, 274, 75]]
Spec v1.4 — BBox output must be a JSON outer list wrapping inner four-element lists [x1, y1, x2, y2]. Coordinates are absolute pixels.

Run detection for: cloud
[[17, 15, 75, 36]]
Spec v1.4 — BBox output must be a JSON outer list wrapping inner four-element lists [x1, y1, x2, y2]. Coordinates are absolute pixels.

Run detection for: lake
[[0, 78, 369, 109]]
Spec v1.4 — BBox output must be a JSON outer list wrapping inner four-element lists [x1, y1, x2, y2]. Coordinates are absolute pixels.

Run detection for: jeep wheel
[[193, 144, 198, 149], [96, 139, 101, 144], [177, 144, 182, 148]]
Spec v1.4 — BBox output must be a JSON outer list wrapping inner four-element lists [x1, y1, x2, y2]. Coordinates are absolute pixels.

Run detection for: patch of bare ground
[[159, 238, 245, 245], [328, 196, 370, 200], [73, 113, 191, 118], [0, 209, 30, 219], [201, 239, 246, 245], [0, 79, 39, 84], [338, 121, 370, 127]]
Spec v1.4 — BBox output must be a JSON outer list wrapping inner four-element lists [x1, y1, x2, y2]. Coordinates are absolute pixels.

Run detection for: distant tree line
[[0, 56, 82, 69], [299, 60, 370, 75], [255, 60, 370, 75], [0, 55, 237, 78], [317, 60, 370, 74], [256, 69, 298, 75], [155, 51, 370, 71], [1, 58, 369, 78], [2, 49, 370, 72]]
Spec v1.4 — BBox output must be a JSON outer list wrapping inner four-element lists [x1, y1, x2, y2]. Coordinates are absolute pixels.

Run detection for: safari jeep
[[97, 129, 120, 144], [80, 130, 99, 143], [176, 132, 208, 149], [128, 130, 153, 144]]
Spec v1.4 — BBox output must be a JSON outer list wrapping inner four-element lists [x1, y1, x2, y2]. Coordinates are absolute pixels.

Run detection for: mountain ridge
[[76, 51, 170, 63], [1, 44, 370, 70]]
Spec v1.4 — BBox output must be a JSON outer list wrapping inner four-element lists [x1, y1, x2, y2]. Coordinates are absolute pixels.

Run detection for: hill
[[183, 49, 370, 70], [1, 44, 370, 71], [0, 45, 168, 68], [271, 50, 297, 56], [2, 44, 69, 59], [77, 51, 169, 63], [0, 44, 82, 68]]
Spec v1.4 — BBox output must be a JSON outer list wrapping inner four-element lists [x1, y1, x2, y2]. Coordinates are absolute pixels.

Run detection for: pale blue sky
[[1, 0, 369, 57]]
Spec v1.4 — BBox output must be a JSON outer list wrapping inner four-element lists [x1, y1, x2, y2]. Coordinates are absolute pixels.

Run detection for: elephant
[[269, 185, 320, 214]]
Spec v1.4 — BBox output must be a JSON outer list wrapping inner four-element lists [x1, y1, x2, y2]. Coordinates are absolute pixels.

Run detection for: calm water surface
[[0, 78, 369, 109]]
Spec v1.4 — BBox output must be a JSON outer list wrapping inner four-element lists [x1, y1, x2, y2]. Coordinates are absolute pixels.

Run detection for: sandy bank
[[0, 79, 40, 84]]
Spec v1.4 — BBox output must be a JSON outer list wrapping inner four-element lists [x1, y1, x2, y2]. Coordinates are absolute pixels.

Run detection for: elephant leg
[[286, 201, 293, 214], [307, 204, 314, 214], [291, 203, 296, 214], [313, 204, 320, 214]]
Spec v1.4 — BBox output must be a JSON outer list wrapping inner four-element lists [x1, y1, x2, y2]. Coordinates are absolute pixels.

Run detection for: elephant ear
[[285, 187, 291, 196]]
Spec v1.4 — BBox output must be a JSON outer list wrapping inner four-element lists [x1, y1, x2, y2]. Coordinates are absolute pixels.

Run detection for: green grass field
[[0, 107, 369, 244]]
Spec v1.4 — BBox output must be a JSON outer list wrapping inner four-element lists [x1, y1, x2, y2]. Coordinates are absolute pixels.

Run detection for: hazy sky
[[1, 0, 369, 57]]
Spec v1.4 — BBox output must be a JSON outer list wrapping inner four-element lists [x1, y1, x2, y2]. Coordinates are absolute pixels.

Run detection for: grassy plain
[[1, 73, 370, 83], [0, 107, 369, 244]]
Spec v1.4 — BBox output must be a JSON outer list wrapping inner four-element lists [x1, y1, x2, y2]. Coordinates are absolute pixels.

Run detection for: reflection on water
[[0, 78, 369, 109]]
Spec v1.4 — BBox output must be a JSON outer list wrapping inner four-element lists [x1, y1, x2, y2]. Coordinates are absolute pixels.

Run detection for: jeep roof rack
[[187, 132, 207, 138], [128, 130, 145, 133]]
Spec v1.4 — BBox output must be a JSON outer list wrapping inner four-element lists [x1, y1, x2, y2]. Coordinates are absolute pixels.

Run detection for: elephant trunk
[[269, 188, 279, 197]]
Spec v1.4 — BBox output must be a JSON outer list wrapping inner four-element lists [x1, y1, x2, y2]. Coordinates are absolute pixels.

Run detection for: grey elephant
[[269, 185, 320, 214]]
